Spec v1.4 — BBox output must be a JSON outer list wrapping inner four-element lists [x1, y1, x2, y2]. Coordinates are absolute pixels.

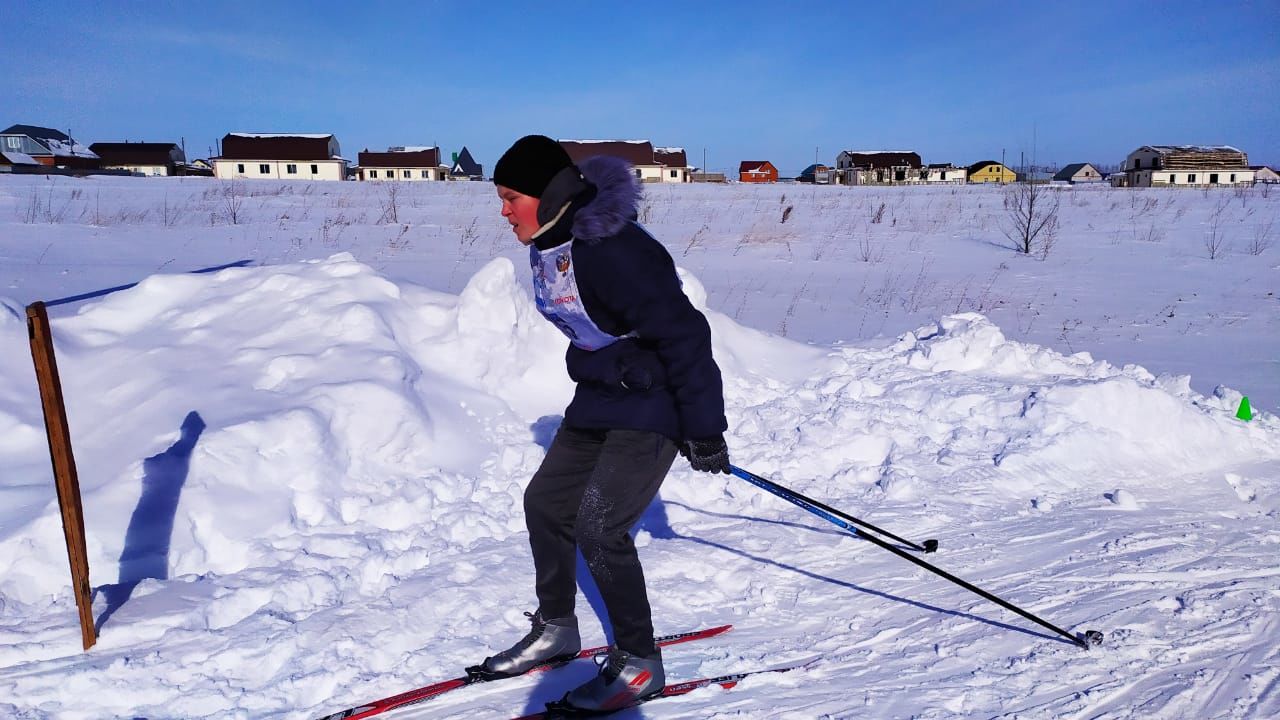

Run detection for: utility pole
[[1001, 147, 1006, 185], [702, 147, 706, 182]]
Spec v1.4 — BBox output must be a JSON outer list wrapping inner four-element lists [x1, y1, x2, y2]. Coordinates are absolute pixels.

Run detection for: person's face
[[496, 185, 541, 245]]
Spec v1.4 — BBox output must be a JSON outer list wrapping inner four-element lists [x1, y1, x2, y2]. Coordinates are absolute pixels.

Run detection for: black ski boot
[[545, 646, 665, 714], [467, 611, 581, 680]]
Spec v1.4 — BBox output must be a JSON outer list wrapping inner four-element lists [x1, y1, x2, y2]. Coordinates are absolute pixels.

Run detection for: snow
[[42, 137, 98, 159], [229, 133, 334, 139], [1, 176, 1279, 718]]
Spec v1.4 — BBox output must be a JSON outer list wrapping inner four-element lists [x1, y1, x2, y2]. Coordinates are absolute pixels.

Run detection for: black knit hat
[[493, 135, 574, 198]]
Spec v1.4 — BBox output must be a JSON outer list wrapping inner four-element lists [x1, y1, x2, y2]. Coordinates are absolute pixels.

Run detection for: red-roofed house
[[738, 161, 778, 183]]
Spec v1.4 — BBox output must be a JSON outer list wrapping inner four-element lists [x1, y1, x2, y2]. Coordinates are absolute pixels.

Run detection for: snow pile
[[0, 256, 1277, 718]]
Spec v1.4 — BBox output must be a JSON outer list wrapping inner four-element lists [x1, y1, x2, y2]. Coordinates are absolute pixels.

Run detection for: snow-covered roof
[[1143, 145, 1243, 154], [0, 151, 39, 165], [654, 146, 685, 153], [388, 146, 437, 152], [561, 139, 650, 144], [842, 149, 918, 155], [229, 132, 335, 139], [43, 137, 98, 159]]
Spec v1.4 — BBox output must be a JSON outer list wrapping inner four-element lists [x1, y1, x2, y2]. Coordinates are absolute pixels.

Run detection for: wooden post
[[26, 301, 96, 651]]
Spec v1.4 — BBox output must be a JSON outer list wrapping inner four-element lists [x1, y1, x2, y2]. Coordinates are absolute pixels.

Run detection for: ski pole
[[730, 465, 938, 553], [729, 465, 1104, 650]]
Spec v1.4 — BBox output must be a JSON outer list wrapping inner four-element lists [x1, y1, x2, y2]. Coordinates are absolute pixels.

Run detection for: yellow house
[[967, 160, 1016, 183]]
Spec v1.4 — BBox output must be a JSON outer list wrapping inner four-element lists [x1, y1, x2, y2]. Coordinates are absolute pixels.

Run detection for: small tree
[[1002, 181, 1060, 257]]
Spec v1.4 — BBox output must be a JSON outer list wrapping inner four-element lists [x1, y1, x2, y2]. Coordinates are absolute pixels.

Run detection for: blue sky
[[4, 1, 1277, 172]]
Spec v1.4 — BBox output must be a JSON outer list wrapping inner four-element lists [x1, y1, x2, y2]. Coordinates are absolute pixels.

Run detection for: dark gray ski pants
[[525, 424, 678, 657]]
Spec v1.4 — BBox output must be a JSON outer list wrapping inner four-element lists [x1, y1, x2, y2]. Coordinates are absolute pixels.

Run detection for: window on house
[[1189, 174, 1197, 183], [370, 170, 378, 178], [311, 164, 318, 174], [1230, 174, 1236, 182], [941, 171, 947, 180], [635, 169, 642, 178], [286, 164, 297, 174], [422, 170, 430, 178], [1134, 158, 1142, 170], [404, 170, 411, 178], [1209, 173, 1219, 184], [669, 169, 677, 178], [5, 137, 19, 149], [237, 163, 245, 174], [259, 164, 270, 174]]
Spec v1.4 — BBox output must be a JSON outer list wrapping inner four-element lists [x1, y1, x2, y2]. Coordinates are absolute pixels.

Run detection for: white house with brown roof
[[213, 133, 347, 180], [559, 140, 691, 183], [357, 147, 446, 181], [654, 147, 691, 183], [90, 142, 186, 176], [1123, 145, 1254, 187]]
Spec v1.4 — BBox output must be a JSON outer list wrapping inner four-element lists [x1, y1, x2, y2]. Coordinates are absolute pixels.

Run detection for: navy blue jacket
[[530, 156, 727, 442]]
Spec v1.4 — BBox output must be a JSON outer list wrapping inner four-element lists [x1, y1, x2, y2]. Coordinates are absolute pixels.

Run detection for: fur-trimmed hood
[[530, 155, 642, 249], [571, 155, 641, 240]]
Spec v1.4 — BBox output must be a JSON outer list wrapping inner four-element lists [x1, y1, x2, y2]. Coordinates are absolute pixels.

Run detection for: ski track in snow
[[0, 178, 1278, 718]]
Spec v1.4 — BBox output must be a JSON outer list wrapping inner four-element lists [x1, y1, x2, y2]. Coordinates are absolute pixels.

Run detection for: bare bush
[[857, 234, 885, 263], [321, 213, 351, 248], [161, 194, 187, 227], [1204, 201, 1230, 259], [1002, 182, 1060, 256], [780, 205, 793, 223], [378, 182, 401, 224], [21, 185, 41, 223], [1134, 222, 1163, 243], [1247, 217, 1274, 256], [221, 182, 245, 224], [870, 202, 886, 224]]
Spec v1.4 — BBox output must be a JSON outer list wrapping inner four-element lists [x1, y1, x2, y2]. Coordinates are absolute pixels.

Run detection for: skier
[[473, 135, 730, 712]]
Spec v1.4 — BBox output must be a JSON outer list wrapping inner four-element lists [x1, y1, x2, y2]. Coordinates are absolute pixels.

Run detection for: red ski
[[513, 657, 819, 719], [314, 624, 732, 720]]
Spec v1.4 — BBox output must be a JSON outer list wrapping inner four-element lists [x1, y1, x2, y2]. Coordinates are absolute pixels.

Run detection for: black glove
[[682, 435, 730, 474]]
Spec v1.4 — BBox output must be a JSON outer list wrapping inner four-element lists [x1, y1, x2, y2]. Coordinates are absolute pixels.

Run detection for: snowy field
[[0, 175, 1278, 718]]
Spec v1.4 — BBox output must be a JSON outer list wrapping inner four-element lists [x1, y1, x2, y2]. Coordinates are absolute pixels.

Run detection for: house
[[653, 147, 691, 182], [1122, 145, 1254, 187], [738, 161, 778, 183], [835, 151, 923, 185], [1248, 166, 1279, 184], [89, 142, 186, 176], [924, 163, 967, 184], [1052, 163, 1104, 184], [0, 124, 99, 168], [183, 159, 215, 177], [357, 146, 446, 181], [212, 133, 348, 180], [967, 160, 1016, 183], [559, 140, 691, 183], [450, 147, 484, 180], [797, 163, 833, 184]]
